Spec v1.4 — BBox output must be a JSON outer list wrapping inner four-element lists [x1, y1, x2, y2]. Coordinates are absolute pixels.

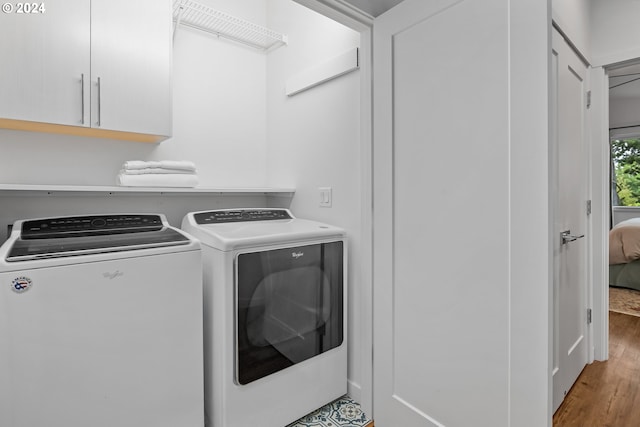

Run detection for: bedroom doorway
[[608, 61, 640, 314]]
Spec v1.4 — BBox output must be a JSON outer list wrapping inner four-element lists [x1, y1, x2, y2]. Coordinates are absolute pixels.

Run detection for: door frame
[[588, 57, 640, 364], [588, 64, 610, 363], [293, 0, 375, 415]]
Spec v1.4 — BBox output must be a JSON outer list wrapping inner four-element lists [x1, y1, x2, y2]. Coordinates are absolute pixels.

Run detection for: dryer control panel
[[194, 209, 293, 224]]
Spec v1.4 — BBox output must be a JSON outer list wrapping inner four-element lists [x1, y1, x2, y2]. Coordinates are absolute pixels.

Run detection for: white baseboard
[[347, 379, 362, 403]]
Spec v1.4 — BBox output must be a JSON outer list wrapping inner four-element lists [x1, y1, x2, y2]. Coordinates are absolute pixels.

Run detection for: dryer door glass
[[235, 241, 343, 385]]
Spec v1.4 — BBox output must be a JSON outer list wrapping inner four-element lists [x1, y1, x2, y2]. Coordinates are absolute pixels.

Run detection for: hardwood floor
[[553, 311, 640, 426]]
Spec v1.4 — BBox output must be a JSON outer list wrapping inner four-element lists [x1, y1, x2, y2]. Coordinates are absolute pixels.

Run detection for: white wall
[[552, 0, 590, 60], [0, 0, 269, 187], [171, 0, 269, 187], [265, 0, 364, 399], [553, 1, 640, 67], [590, 0, 640, 67]]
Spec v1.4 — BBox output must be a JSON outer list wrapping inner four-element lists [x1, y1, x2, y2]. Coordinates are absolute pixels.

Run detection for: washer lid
[[5, 214, 191, 261], [182, 209, 345, 251]]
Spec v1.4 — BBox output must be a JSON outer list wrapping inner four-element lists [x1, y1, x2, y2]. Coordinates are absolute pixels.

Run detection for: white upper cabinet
[[0, 0, 172, 141], [0, 0, 90, 127], [90, 0, 172, 136]]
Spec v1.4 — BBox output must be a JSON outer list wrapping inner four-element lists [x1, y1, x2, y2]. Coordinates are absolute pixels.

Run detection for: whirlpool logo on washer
[[291, 251, 304, 259], [103, 270, 124, 280], [10, 276, 33, 294]]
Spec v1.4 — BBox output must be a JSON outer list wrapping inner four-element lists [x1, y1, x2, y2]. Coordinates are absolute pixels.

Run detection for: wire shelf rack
[[172, 0, 287, 51]]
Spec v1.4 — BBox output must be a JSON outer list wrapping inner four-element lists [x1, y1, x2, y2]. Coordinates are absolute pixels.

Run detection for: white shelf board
[[286, 48, 359, 97], [0, 184, 295, 196]]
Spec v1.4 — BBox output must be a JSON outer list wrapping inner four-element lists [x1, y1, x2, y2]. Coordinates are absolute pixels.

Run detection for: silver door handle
[[561, 230, 584, 245], [96, 77, 101, 127], [80, 74, 85, 125]]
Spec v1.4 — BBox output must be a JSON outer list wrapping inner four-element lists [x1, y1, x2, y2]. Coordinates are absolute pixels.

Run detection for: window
[[611, 138, 640, 206]]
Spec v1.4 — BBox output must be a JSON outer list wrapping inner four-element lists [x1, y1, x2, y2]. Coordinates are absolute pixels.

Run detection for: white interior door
[[373, 0, 515, 425], [551, 28, 589, 413]]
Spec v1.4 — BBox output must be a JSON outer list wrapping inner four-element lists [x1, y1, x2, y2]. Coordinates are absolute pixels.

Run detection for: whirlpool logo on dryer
[[291, 251, 304, 259]]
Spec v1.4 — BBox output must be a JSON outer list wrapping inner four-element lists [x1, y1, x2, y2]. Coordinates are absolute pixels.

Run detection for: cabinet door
[[91, 0, 172, 137], [0, 1, 90, 126]]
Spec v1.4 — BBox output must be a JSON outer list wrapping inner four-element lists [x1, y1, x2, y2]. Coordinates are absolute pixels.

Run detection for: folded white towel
[[119, 168, 197, 175], [122, 160, 197, 172], [122, 160, 158, 170], [158, 160, 197, 172], [116, 173, 199, 188]]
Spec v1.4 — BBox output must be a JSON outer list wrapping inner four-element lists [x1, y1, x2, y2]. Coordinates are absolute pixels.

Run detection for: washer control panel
[[20, 214, 163, 239], [194, 209, 293, 224]]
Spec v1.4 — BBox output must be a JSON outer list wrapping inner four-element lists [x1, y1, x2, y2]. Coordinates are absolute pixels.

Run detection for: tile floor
[[287, 395, 373, 427]]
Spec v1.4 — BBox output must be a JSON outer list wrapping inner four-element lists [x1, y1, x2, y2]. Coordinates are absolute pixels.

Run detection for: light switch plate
[[319, 187, 332, 207]]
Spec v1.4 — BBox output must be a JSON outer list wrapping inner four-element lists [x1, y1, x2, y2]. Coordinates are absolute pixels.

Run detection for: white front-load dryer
[[0, 214, 204, 427], [181, 208, 347, 427]]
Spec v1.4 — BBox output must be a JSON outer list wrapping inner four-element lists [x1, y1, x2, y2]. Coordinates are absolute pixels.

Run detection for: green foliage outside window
[[612, 138, 640, 206]]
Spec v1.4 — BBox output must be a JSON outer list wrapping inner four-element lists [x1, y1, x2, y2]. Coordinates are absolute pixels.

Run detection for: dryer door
[[235, 241, 344, 385]]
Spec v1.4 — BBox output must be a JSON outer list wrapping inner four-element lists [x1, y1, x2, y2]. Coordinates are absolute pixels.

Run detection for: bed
[[610, 218, 640, 291]]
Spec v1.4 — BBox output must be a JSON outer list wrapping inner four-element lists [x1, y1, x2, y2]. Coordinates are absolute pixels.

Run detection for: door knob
[[561, 230, 584, 245]]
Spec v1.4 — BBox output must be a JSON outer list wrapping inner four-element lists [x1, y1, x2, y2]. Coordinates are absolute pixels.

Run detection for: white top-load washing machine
[[181, 208, 346, 427], [0, 214, 204, 427]]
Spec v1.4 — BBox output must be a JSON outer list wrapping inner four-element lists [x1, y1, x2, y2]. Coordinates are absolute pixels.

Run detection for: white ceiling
[[340, 0, 404, 17], [610, 63, 640, 100]]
